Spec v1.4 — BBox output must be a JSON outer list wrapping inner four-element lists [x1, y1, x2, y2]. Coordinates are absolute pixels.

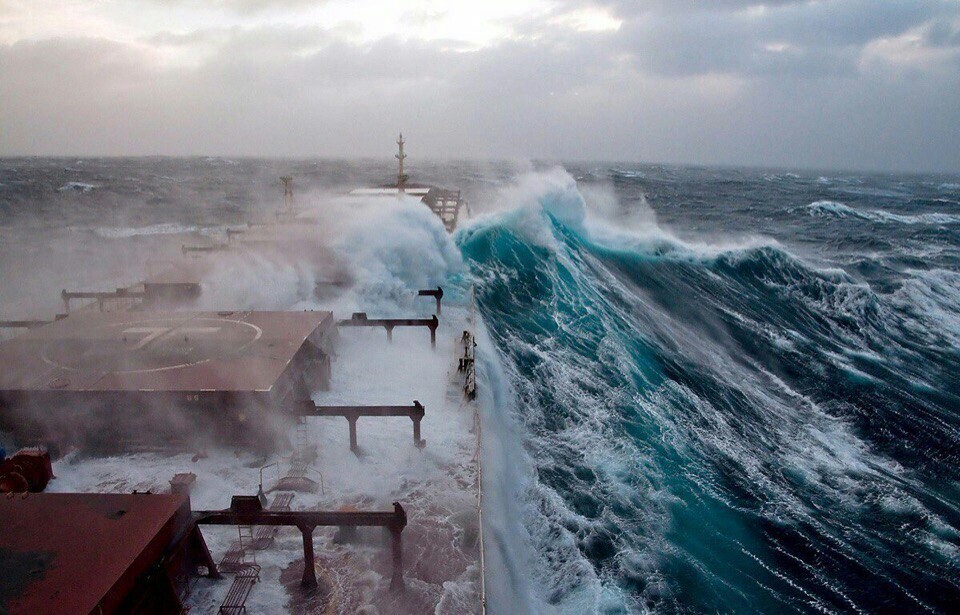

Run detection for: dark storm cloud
[[926, 19, 960, 46], [1, 1, 959, 172]]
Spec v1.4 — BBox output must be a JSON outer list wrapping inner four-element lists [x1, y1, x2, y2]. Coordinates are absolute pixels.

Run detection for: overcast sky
[[1, 0, 958, 172]]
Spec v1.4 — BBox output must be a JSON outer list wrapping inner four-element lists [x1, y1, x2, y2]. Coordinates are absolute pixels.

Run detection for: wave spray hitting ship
[[0, 137, 484, 614]]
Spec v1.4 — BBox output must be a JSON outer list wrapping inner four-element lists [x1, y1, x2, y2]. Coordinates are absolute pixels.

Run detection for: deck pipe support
[[195, 497, 408, 591], [338, 313, 439, 349], [417, 287, 443, 315], [296, 401, 426, 453]]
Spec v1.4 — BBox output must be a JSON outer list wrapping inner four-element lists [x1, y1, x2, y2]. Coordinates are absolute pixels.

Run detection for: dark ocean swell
[[460, 172, 960, 614]]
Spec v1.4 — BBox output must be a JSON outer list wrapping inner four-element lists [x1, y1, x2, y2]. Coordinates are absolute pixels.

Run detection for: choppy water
[[461, 166, 960, 613], [1, 158, 959, 613]]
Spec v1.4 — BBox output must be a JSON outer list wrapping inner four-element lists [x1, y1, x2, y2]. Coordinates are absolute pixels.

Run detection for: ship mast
[[280, 175, 294, 211], [396, 133, 408, 194]]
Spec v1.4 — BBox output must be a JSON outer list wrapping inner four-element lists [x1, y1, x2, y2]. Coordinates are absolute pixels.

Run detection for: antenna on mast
[[396, 133, 408, 194], [280, 176, 294, 211]]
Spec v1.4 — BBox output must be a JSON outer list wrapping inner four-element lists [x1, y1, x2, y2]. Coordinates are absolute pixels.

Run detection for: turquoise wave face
[[458, 180, 960, 613]]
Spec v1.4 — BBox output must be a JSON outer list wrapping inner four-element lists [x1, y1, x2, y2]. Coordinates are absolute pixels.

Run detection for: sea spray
[[459, 169, 960, 612]]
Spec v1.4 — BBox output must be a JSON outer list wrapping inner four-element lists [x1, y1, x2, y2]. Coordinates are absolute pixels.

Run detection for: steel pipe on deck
[[417, 287, 444, 315], [0, 320, 52, 329], [338, 313, 439, 348], [296, 401, 426, 452], [0, 313, 66, 329], [181, 244, 229, 254]]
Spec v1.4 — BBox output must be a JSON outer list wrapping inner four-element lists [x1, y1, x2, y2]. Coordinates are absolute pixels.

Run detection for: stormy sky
[[1, 0, 958, 172]]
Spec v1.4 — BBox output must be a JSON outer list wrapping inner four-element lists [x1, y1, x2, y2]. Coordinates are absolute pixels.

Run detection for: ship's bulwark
[[1, 158, 959, 612]]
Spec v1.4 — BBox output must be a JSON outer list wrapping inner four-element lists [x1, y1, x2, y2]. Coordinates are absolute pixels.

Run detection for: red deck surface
[[0, 492, 191, 614], [0, 310, 333, 393]]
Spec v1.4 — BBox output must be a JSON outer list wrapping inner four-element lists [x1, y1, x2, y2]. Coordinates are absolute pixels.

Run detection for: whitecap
[[57, 181, 98, 193], [805, 200, 960, 225], [806, 200, 861, 219]]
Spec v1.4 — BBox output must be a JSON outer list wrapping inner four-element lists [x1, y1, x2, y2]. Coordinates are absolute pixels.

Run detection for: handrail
[[61, 287, 145, 313], [465, 283, 486, 613]]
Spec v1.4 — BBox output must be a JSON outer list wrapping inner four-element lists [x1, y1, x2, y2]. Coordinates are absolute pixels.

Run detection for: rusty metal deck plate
[[0, 492, 189, 614], [0, 310, 333, 394]]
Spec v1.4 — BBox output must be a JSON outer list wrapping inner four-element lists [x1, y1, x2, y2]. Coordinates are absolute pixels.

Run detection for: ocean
[[1, 158, 959, 613]]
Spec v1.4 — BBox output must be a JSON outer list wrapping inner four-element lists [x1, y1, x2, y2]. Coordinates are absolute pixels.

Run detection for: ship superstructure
[[348, 134, 468, 232]]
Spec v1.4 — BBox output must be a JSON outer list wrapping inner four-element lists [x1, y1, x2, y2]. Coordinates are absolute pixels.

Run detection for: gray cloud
[[1, 2, 959, 172], [161, 0, 328, 14], [613, 0, 960, 77], [926, 19, 960, 46]]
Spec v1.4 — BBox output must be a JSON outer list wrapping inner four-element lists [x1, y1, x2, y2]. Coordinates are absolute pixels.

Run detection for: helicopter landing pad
[[0, 310, 333, 393]]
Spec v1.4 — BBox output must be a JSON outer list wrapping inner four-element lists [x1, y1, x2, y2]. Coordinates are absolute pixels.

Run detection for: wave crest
[[805, 200, 960, 225]]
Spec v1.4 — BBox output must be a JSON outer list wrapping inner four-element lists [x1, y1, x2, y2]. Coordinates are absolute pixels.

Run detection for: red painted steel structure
[[0, 448, 54, 493], [0, 492, 217, 614]]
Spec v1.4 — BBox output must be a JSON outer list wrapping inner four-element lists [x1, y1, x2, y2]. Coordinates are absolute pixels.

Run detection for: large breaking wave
[[461, 170, 960, 613]]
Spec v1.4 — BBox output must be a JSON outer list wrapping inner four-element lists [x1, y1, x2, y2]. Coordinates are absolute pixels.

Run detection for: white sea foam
[[475, 323, 549, 614], [806, 200, 860, 218], [805, 200, 960, 225], [891, 269, 960, 346], [610, 168, 646, 179], [57, 181, 98, 193]]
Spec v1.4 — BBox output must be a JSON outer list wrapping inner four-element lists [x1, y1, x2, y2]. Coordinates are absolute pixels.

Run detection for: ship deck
[[0, 151, 483, 613], [43, 310, 483, 613]]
